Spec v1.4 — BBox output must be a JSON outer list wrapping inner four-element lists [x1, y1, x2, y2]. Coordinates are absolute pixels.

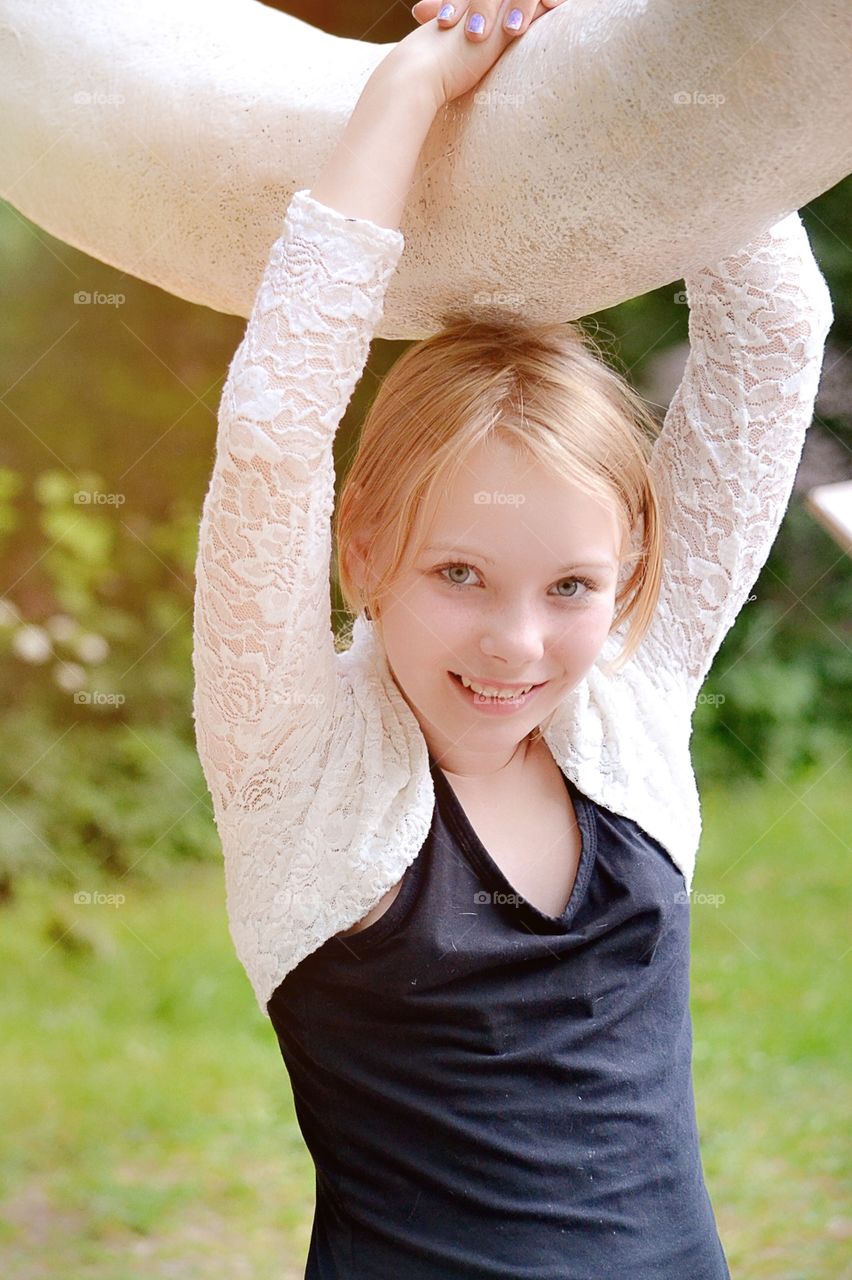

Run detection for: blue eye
[[435, 564, 597, 598], [439, 564, 480, 587]]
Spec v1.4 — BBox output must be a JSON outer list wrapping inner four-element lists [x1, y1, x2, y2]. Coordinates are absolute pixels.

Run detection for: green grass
[[1, 758, 849, 1278], [689, 757, 851, 1279]]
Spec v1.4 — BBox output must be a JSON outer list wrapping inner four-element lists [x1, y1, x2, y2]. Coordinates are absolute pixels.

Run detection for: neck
[[440, 733, 535, 781]]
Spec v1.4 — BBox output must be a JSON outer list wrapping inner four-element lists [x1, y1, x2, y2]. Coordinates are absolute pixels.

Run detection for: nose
[[479, 608, 547, 669]]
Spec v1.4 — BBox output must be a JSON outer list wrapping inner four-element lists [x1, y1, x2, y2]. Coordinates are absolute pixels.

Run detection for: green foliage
[[0, 707, 216, 887], [0, 465, 218, 891], [691, 498, 852, 785]]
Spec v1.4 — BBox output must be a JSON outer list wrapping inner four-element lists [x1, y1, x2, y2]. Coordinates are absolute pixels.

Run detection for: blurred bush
[[690, 498, 852, 782], [0, 463, 217, 892]]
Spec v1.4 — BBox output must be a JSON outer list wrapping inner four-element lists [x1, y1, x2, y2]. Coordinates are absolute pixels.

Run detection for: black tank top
[[267, 751, 731, 1280]]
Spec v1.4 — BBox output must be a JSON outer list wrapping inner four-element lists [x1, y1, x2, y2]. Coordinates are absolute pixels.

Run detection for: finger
[[499, 3, 541, 36], [414, 0, 544, 37], [501, 1, 568, 35], [462, 1, 542, 41], [460, 3, 510, 40], [434, 3, 465, 27], [410, 0, 455, 26], [410, 0, 440, 22], [413, 1, 465, 28]]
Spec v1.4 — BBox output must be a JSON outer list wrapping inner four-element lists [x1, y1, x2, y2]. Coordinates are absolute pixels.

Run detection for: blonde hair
[[333, 312, 663, 731]]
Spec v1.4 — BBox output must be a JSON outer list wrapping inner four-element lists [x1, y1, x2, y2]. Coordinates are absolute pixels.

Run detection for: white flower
[[12, 624, 53, 664], [74, 632, 110, 663], [46, 613, 79, 643], [53, 661, 87, 692]]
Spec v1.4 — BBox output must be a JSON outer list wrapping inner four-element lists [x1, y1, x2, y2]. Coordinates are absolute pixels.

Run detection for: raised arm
[[634, 211, 834, 701], [191, 193, 405, 818], [191, 57, 438, 819]]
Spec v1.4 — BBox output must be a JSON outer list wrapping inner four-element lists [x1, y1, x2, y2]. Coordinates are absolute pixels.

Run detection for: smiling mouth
[[448, 671, 548, 702]]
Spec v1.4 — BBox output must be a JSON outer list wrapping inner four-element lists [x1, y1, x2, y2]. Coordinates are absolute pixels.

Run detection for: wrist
[[308, 50, 441, 233], [373, 46, 446, 117]]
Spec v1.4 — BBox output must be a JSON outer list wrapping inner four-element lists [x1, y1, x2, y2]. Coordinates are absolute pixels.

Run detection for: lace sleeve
[[635, 211, 834, 698], [192, 189, 405, 819]]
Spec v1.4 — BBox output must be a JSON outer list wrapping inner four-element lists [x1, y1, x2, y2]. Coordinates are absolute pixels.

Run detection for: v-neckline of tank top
[[427, 750, 598, 932]]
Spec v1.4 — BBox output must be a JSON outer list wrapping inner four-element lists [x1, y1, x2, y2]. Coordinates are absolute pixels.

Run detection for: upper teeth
[[459, 674, 535, 699]]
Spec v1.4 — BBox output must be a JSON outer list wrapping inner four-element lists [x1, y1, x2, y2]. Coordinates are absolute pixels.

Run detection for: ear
[[343, 531, 374, 596]]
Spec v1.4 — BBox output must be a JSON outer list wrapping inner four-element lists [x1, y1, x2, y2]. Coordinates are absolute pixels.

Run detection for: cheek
[[553, 604, 615, 661], [382, 593, 451, 673], [412, 587, 469, 642]]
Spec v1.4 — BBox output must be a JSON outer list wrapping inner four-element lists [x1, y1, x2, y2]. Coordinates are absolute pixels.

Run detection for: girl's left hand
[[411, 0, 571, 41], [397, 0, 573, 108]]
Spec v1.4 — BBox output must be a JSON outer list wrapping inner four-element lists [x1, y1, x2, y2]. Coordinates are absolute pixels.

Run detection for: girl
[[191, 2, 834, 1275]]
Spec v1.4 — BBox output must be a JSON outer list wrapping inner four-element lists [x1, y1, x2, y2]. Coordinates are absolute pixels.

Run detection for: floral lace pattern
[[192, 190, 833, 1013]]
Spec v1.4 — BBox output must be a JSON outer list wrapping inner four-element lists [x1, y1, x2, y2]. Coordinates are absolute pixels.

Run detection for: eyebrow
[[422, 544, 618, 572]]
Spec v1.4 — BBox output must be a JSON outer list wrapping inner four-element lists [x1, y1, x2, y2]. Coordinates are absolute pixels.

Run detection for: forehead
[[419, 439, 625, 560]]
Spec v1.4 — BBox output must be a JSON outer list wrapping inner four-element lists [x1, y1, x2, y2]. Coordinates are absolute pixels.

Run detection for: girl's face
[[362, 438, 626, 778]]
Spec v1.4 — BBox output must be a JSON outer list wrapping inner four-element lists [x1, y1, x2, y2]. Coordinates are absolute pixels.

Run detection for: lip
[[451, 672, 546, 692], [448, 670, 548, 712]]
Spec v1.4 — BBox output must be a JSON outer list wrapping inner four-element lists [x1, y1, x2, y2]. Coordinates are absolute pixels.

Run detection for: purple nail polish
[[506, 8, 523, 29], [438, 3, 454, 18], [467, 12, 485, 34]]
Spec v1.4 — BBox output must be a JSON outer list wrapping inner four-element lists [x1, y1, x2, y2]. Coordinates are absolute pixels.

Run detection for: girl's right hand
[[391, 0, 572, 109]]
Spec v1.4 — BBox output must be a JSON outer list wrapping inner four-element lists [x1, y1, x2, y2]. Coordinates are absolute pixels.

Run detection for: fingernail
[[466, 12, 485, 34], [506, 8, 523, 29], [438, 4, 454, 18]]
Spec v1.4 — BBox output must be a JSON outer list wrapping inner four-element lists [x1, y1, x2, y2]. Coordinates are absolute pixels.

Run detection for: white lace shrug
[[192, 189, 833, 1014]]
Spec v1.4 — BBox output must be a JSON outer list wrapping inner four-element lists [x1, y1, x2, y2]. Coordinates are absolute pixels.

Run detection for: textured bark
[[0, 0, 849, 335]]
